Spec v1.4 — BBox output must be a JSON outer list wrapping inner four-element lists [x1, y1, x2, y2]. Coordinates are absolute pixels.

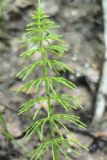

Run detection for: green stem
[[38, 6, 52, 119], [41, 37, 57, 158], [52, 143, 58, 160], [38, 3, 57, 158]]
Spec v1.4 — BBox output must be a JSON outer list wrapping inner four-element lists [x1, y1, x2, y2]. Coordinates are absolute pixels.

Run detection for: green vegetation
[[16, 0, 87, 159]]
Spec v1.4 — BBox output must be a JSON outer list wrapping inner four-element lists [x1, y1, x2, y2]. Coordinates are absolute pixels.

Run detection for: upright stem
[[38, 2, 57, 158], [40, 32, 58, 160], [39, 33, 51, 117], [38, 4, 52, 120]]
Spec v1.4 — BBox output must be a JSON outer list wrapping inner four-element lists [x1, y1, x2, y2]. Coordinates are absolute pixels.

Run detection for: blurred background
[[0, 0, 107, 160]]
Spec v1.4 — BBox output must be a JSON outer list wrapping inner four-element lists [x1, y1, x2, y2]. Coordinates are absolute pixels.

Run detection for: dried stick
[[93, 0, 107, 122]]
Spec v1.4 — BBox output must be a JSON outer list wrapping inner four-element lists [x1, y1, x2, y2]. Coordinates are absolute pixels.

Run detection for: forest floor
[[0, 0, 107, 160]]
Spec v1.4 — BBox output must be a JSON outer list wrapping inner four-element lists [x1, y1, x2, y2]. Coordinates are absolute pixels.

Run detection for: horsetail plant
[[16, 0, 87, 159]]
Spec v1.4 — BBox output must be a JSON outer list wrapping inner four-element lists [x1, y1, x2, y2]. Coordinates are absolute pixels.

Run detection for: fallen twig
[[93, 0, 107, 122]]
